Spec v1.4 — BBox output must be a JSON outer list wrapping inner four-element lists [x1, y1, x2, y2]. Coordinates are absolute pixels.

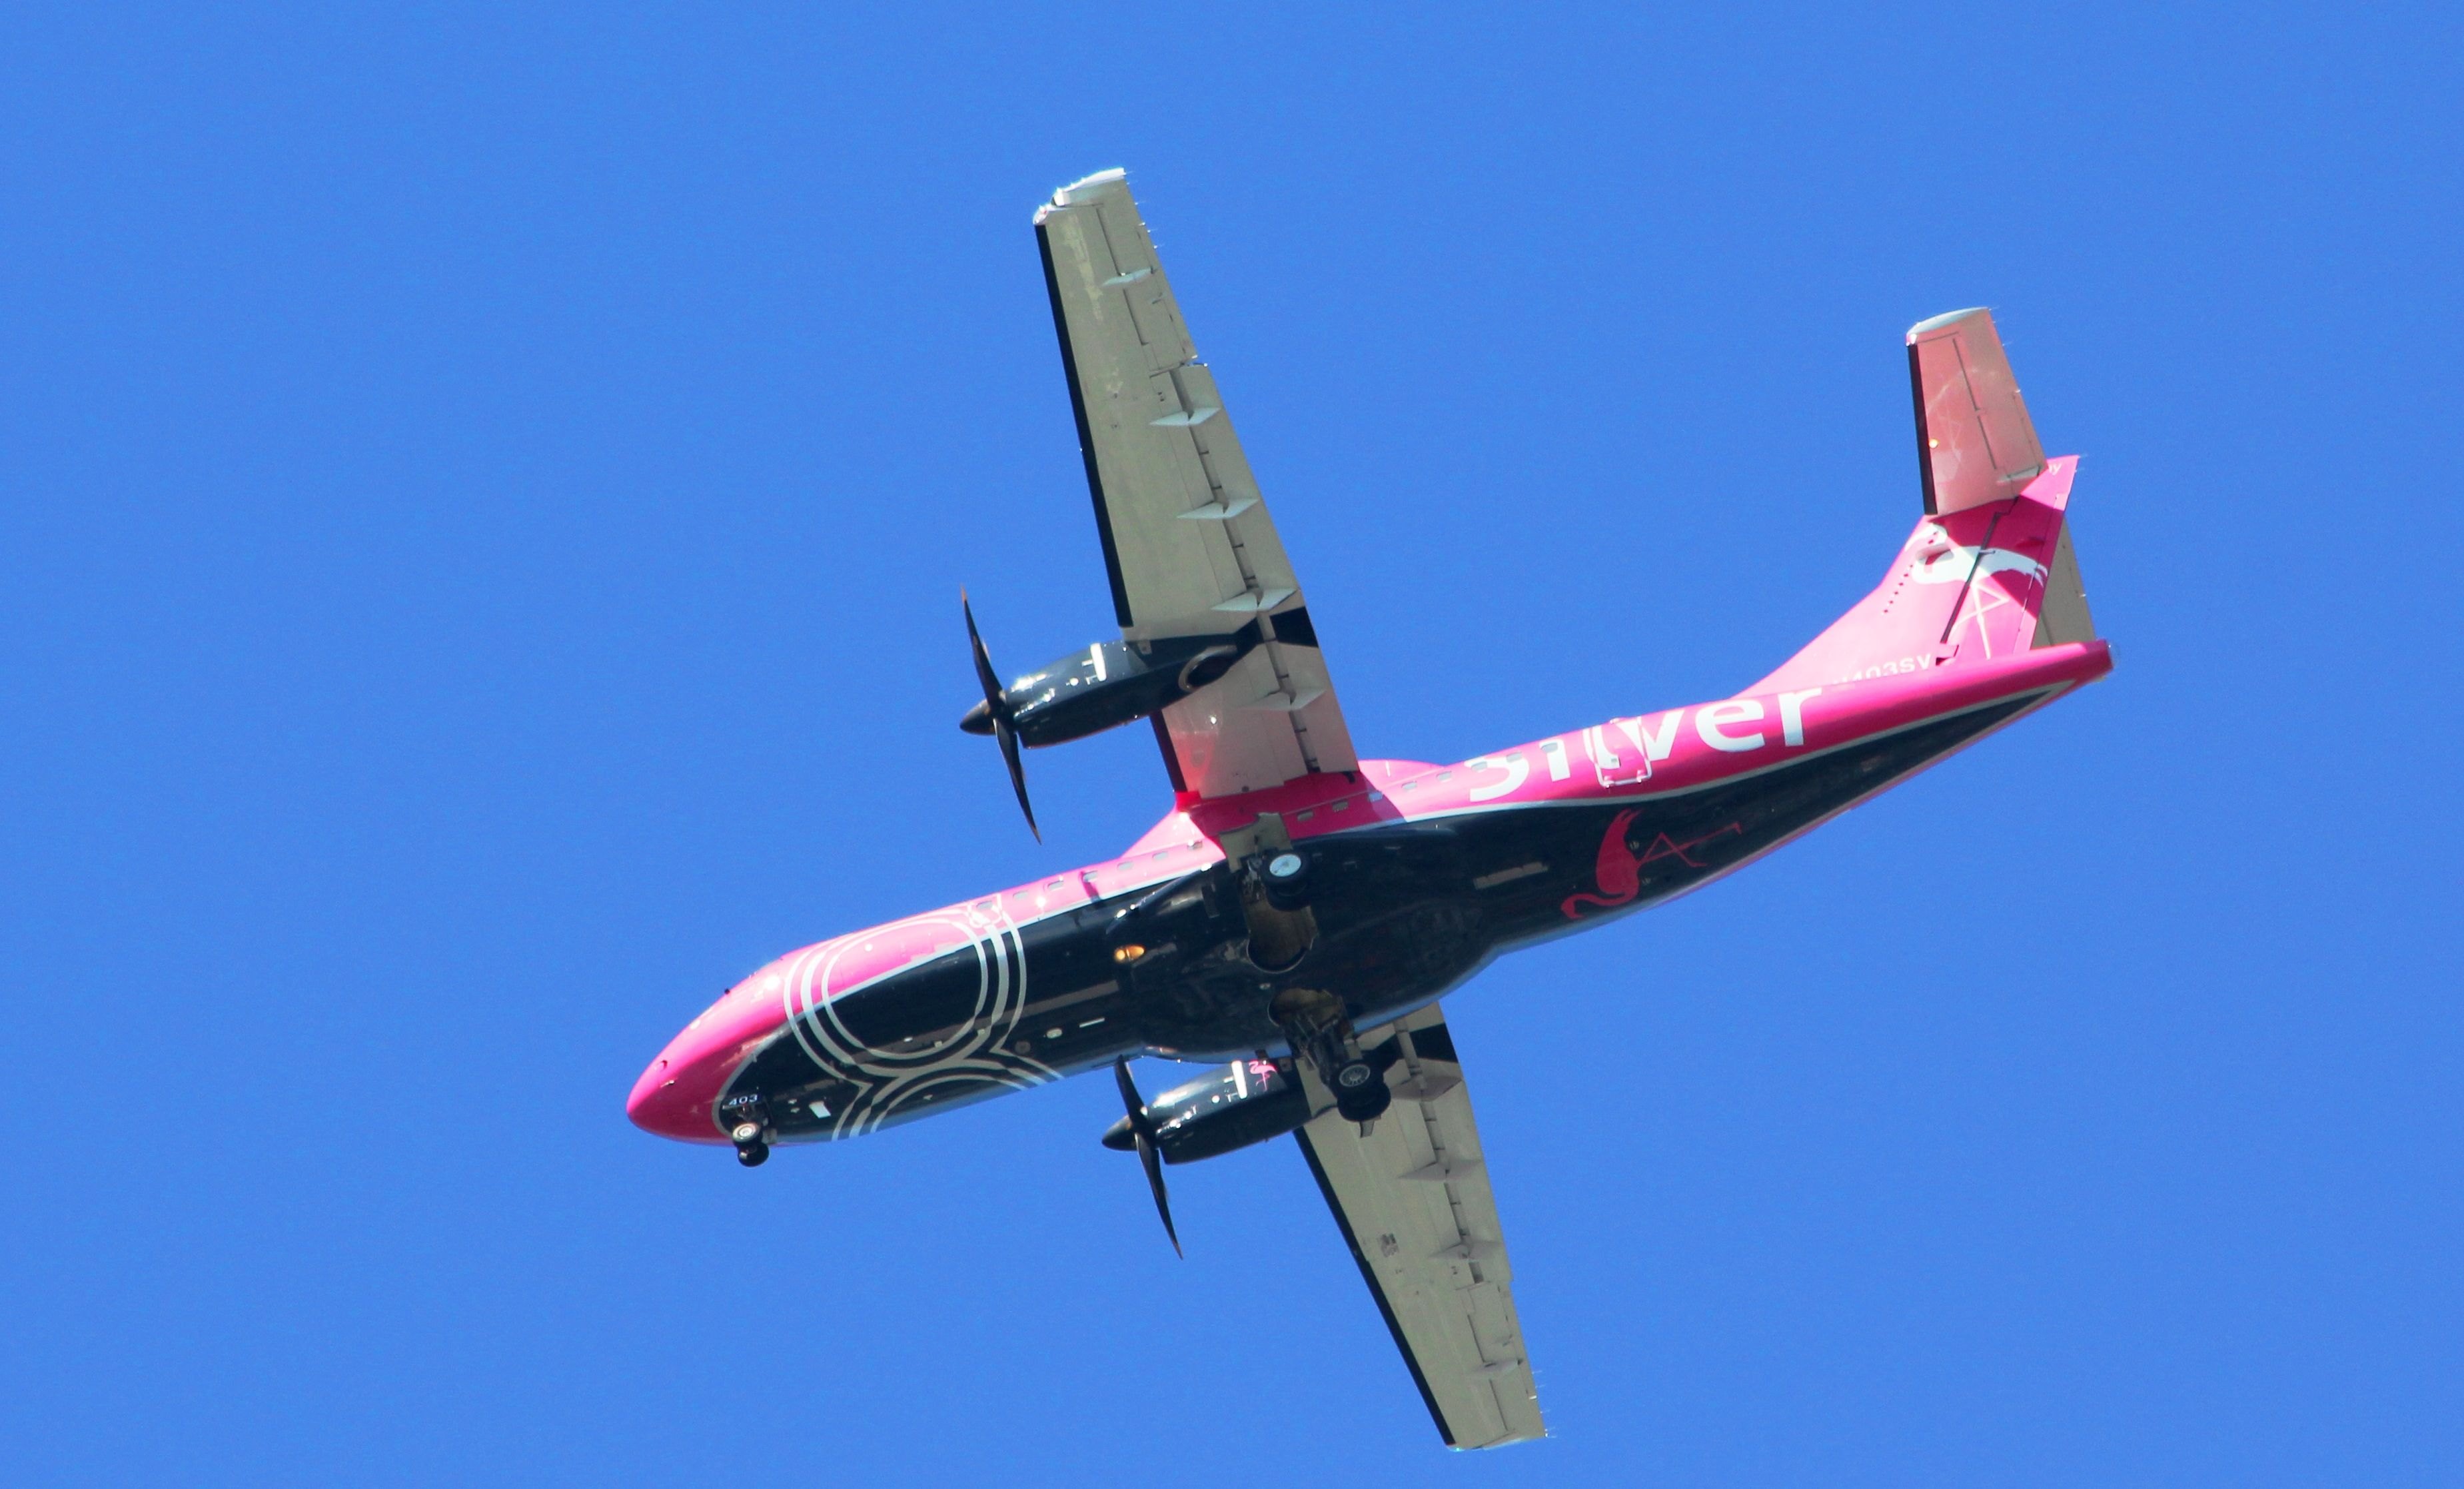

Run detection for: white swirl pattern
[[778, 898, 1061, 1139]]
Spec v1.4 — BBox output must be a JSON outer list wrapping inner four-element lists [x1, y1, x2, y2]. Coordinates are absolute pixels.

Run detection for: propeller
[[961, 590, 1039, 841], [1113, 1057, 1182, 1257]]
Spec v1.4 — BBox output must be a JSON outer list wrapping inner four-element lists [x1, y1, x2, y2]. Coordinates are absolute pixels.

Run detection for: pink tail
[[1751, 309, 2095, 694]]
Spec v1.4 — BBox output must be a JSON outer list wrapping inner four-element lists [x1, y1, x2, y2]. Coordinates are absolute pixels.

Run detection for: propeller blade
[[962, 590, 1038, 840], [1112, 1056, 1146, 1119], [996, 716, 1039, 843], [1113, 1058, 1182, 1257], [1136, 1133, 1181, 1258], [961, 590, 1005, 712]]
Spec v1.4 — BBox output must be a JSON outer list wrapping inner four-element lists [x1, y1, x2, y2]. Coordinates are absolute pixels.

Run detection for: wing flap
[[1159, 639, 1355, 797], [1294, 1006, 1545, 1450]]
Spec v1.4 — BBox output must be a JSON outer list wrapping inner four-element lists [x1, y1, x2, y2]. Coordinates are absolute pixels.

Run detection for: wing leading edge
[[1033, 169, 1357, 798], [1293, 1005, 1545, 1449]]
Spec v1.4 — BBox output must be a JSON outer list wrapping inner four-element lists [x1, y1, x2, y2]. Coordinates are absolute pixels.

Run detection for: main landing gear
[[1272, 987, 1392, 1129], [1259, 849, 1312, 911]]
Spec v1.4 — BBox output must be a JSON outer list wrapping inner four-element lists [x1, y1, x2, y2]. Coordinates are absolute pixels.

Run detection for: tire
[[735, 1141, 770, 1168], [1334, 1059, 1375, 1090], [1335, 1077, 1392, 1123], [730, 1121, 764, 1147], [1261, 851, 1311, 911]]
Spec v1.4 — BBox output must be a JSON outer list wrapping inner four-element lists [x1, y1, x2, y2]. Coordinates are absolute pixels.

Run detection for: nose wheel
[[721, 1094, 772, 1167]]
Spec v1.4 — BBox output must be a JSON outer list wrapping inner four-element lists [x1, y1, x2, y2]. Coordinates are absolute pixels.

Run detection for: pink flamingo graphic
[[1560, 811, 1742, 918], [1562, 809, 1644, 917]]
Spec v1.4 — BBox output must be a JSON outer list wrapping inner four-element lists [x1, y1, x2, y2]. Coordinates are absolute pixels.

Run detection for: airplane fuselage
[[626, 640, 2111, 1147]]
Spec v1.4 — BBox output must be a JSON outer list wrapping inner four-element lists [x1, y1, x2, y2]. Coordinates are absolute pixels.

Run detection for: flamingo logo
[[1562, 809, 1643, 916], [1560, 811, 1745, 919]]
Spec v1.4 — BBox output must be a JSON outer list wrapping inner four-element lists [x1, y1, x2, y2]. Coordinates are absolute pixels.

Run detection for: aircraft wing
[[1293, 1005, 1546, 1449], [1033, 169, 1357, 798]]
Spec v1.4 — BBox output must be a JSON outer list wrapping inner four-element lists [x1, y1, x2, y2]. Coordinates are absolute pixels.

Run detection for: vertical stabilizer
[[1908, 308, 2044, 514], [1750, 310, 2093, 695]]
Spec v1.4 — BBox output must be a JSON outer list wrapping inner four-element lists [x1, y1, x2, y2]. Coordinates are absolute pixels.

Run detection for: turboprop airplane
[[626, 168, 2111, 1450]]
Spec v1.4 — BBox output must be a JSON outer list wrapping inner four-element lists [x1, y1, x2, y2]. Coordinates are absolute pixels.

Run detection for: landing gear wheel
[[1260, 850, 1312, 911], [1271, 989, 1387, 1121], [734, 1140, 770, 1168], [1335, 1073, 1392, 1123], [730, 1121, 764, 1147]]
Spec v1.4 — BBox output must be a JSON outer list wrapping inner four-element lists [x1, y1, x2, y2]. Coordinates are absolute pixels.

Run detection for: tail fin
[[1751, 309, 2094, 694], [1908, 306, 2044, 514]]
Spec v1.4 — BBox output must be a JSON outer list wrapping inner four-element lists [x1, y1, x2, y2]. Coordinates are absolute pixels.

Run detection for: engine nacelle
[[1101, 1056, 1315, 1164], [959, 610, 1317, 747]]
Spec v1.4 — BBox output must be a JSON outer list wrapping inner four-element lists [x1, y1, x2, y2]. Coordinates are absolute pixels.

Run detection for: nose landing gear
[[721, 1094, 770, 1167]]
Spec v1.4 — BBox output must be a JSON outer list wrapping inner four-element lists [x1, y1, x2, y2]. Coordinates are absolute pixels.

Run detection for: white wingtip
[[1046, 167, 1127, 211]]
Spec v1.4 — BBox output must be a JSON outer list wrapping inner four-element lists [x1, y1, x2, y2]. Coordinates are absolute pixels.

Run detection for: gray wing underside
[[1293, 1004, 1546, 1449], [1033, 169, 1357, 798]]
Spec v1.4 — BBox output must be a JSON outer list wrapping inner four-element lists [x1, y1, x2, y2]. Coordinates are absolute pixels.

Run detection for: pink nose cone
[[626, 1051, 719, 1143], [626, 976, 791, 1145]]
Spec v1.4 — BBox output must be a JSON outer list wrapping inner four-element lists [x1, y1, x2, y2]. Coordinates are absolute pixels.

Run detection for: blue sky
[[2, 5, 2457, 1484]]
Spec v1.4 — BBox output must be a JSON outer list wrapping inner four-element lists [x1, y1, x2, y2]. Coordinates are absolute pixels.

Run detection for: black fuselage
[[726, 696, 2032, 1144]]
